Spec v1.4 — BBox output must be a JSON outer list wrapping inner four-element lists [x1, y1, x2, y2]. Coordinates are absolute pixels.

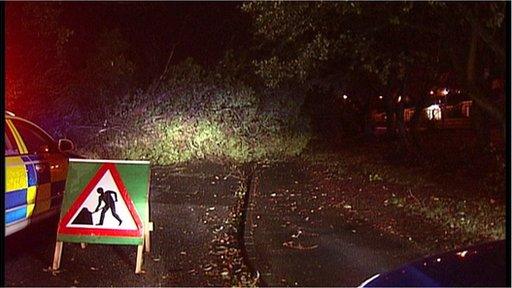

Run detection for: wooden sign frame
[[52, 159, 152, 274]]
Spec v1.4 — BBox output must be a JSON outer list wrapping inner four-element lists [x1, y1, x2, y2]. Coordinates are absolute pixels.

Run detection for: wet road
[[5, 160, 431, 286], [246, 162, 424, 287], [5, 163, 241, 286]]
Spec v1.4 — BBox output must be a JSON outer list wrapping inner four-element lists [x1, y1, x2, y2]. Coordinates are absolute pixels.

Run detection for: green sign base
[[52, 159, 152, 274]]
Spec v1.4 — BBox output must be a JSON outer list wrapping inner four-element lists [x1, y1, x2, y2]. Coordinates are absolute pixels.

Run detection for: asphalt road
[[246, 162, 424, 287], [4, 160, 436, 287], [5, 163, 241, 286]]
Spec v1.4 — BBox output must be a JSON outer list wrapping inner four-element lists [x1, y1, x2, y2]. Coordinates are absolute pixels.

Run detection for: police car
[[5, 111, 77, 236], [359, 240, 506, 287]]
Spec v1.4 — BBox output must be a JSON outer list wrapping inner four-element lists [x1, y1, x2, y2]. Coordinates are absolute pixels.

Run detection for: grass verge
[[301, 136, 505, 252]]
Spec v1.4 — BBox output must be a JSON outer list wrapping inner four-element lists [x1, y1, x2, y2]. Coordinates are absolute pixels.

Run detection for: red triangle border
[[57, 163, 143, 238]]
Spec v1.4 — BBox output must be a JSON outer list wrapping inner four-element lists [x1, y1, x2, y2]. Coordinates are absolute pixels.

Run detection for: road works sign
[[53, 159, 152, 273]]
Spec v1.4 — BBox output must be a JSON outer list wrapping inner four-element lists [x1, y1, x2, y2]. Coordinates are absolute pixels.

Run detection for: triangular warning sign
[[58, 163, 143, 237]]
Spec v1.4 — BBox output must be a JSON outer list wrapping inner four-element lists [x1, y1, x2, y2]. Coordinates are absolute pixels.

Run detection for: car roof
[[5, 112, 56, 142], [363, 240, 506, 287]]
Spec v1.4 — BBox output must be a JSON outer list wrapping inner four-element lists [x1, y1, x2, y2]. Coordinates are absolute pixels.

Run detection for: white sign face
[[66, 170, 137, 230]]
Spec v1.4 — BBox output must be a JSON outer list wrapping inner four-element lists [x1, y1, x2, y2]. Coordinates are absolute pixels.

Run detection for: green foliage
[[369, 173, 383, 182], [74, 28, 136, 111], [242, 2, 418, 89], [482, 146, 506, 195], [390, 195, 505, 241], [38, 27, 138, 133], [64, 59, 311, 165], [243, 1, 506, 141]]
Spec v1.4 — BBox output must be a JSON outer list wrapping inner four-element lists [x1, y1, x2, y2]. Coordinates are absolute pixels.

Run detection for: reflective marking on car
[[26, 186, 37, 217], [6, 120, 27, 154], [5, 156, 28, 192], [5, 157, 55, 221], [6, 206, 27, 224], [26, 160, 38, 186], [5, 116, 71, 236], [5, 188, 28, 210]]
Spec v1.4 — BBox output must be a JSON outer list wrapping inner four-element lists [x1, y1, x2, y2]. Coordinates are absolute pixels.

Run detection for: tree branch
[[457, 4, 505, 61]]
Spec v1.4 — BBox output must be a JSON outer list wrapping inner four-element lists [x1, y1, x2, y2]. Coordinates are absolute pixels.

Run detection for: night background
[[4, 2, 508, 287]]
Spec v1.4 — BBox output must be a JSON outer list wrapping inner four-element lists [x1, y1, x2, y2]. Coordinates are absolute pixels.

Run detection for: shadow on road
[[5, 216, 59, 259]]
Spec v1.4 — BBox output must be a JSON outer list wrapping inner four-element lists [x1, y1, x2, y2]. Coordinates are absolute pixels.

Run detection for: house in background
[[371, 89, 474, 130]]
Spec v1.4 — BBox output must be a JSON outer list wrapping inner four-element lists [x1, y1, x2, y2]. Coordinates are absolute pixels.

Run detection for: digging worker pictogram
[[94, 187, 123, 226]]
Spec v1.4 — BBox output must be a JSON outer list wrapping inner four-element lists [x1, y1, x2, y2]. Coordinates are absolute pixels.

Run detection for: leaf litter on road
[[282, 241, 319, 250]]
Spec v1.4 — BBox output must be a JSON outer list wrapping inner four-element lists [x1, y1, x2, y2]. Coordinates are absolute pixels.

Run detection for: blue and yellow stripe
[[6, 207, 27, 224], [5, 154, 67, 225], [6, 155, 35, 224]]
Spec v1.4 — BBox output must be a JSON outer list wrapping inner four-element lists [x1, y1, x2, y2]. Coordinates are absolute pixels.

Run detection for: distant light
[[425, 104, 442, 120], [378, 95, 383, 100], [429, 90, 434, 95], [436, 258, 442, 263], [456, 250, 468, 258], [441, 88, 449, 96], [343, 94, 348, 100], [397, 96, 402, 102]]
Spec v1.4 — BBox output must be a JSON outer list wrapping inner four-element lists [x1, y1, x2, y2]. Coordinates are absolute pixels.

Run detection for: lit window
[[425, 104, 442, 120]]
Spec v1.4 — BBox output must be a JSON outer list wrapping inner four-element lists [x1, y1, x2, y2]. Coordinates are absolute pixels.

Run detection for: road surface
[[245, 162, 424, 286], [5, 163, 241, 286]]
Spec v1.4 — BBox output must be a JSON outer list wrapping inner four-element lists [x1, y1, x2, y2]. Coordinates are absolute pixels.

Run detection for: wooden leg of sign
[[144, 230, 150, 253], [145, 222, 153, 253], [52, 241, 63, 271], [135, 244, 144, 274], [80, 243, 87, 249], [145, 200, 152, 253]]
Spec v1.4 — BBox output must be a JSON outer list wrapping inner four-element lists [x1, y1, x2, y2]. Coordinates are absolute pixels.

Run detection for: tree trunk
[[362, 96, 375, 141], [384, 94, 395, 139], [467, 24, 492, 152], [409, 91, 429, 149], [471, 103, 491, 151], [395, 101, 407, 141], [446, 20, 504, 127]]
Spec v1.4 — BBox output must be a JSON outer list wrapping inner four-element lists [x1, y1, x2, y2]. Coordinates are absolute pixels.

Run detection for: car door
[[8, 118, 69, 223], [5, 120, 33, 234]]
